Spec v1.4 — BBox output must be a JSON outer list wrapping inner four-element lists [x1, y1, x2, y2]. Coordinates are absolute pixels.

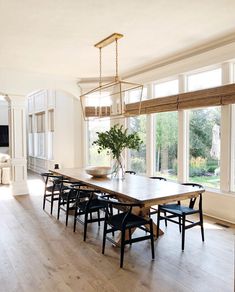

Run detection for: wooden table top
[[53, 168, 204, 207]]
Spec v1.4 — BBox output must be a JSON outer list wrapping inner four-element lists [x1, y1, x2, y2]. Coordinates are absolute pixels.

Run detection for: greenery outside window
[[154, 111, 178, 180], [189, 107, 221, 189], [128, 115, 147, 174]]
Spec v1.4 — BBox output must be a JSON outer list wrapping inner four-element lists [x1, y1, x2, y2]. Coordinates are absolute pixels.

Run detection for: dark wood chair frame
[[157, 182, 205, 250], [125, 170, 136, 175], [99, 196, 155, 268], [73, 188, 107, 241], [41, 172, 64, 215], [149, 176, 167, 225], [57, 181, 88, 226]]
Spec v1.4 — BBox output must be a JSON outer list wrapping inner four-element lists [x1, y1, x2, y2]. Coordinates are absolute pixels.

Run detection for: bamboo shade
[[126, 83, 235, 115], [84, 83, 235, 118]]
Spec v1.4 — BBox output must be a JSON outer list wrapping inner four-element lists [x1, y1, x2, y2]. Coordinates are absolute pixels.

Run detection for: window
[[35, 112, 45, 158], [154, 112, 178, 180], [28, 115, 33, 156], [128, 115, 147, 174], [87, 119, 110, 166], [154, 79, 179, 98], [48, 110, 54, 160], [187, 68, 221, 91], [189, 107, 221, 189]]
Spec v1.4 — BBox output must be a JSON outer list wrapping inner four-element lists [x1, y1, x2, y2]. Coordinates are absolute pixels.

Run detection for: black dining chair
[[99, 196, 155, 268], [41, 172, 64, 215], [57, 180, 88, 226], [125, 170, 136, 175], [149, 176, 166, 181], [149, 176, 167, 225], [73, 188, 107, 241], [157, 182, 205, 250]]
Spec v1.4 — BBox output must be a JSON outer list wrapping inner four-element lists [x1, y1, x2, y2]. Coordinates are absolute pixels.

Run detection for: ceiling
[[0, 0, 235, 80]]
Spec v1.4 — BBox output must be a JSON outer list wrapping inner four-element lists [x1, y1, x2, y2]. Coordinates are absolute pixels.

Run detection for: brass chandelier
[[80, 33, 143, 120]]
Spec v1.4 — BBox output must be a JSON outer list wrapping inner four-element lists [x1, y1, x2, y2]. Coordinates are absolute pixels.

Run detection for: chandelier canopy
[[80, 33, 143, 120]]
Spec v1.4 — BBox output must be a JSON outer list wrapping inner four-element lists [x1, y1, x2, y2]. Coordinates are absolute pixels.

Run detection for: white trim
[[203, 212, 235, 225], [146, 83, 154, 177], [231, 105, 235, 191], [123, 34, 235, 81]]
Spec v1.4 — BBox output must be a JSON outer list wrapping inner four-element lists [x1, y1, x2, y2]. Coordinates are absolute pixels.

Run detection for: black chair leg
[[157, 209, 160, 238], [65, 200, 69, 226], [57, 197, 61, 220], [97, 210, 100, 227], [73, 210, 77, 232], [182, 214, 186, 251], [164, 211, 167, 227], [120, 229, 125, 268], [43, 193, 46, 210], [200, 211, 205, 242], [150, 219, 155, 259], [179, 216, 181, 233], [129, 228, 132, 245], [50, 194, 54, 215], [102, 221, 107, 254], [83, 212, 89, 241]]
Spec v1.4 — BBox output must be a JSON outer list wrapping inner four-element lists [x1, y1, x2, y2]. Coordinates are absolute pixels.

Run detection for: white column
[[146, 83, 154, 176], [177, 74, 188, 183], [8, 95, 28, 195], [220, 62, 233, 192]]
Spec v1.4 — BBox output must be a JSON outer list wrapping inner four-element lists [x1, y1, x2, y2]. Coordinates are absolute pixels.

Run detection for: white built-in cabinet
[[27, 89, 82, 173]]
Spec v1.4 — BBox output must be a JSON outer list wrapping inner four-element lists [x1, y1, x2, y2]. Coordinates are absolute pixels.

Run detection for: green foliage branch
[[92, 124, 143, 160]]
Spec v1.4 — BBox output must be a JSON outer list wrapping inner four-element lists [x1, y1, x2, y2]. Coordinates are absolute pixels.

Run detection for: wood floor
[[0, 174, 234, 292]]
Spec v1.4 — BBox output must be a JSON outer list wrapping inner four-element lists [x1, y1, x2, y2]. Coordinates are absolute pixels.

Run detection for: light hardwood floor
[[0, 173, 234, 292]]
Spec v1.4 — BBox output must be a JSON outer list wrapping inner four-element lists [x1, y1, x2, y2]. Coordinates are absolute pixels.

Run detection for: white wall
[[54, 91, 82, 168], [0, 100, 9, 154], [0, 68, 80, 98]]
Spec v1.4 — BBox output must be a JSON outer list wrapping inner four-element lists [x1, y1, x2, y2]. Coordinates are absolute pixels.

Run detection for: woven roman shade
[[125, 83, 235, 116]]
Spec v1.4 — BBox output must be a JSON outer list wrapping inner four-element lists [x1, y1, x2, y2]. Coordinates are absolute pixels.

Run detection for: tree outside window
[[189, 107, 221, 188]]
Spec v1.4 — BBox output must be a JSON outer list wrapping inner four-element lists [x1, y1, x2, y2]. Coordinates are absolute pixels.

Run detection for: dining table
[[52, 168, 204, 239]]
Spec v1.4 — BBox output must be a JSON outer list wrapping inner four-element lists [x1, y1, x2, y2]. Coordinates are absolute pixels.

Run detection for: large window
[[128, 115, 147, 174], [48, 110, 54, 160], [154, 112, 178, 180], [189, 107, 221, 188], [28, 115, 33, 156], [187, 68, 222, 189], [87, 119, 110, 166], [35, 112, 45, 158], [187, 68, 221, 91]]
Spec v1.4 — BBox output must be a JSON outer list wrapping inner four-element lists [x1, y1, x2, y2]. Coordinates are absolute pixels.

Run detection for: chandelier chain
[[99, 47, 102, 87], [115, 38, 118, 81]]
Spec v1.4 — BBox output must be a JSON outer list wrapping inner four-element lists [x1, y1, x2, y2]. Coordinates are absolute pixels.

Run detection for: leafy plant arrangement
[[92, 124, 143, 178]]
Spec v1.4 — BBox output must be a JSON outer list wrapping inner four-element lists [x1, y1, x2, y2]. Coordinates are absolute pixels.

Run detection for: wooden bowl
[[85, 166, 112, 178]]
